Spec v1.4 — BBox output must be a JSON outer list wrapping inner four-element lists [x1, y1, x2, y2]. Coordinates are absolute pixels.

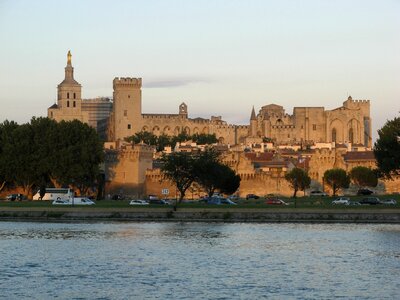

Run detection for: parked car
[[129, 200, 149, 205], [220, 198, 237, 205], [149, 199, 169, 205], [6, 194, 20, 201], [381, 199, 397, 205], [347, 201, 361, 206], [246, 194, 259, 200], [332, 197, 350, 205], [228, 194, 239, 200], [266, 198, 288, 205], [72, 197, 96, 205], [359, 197, 381, 205], [111, 194, 124, 200], [52, 199, 72, 205], [309, 190, 328, 197], [357, 188, 373, 195]]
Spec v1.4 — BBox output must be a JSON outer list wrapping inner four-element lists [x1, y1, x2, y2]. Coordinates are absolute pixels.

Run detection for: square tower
[[112, 77, 142, 141]]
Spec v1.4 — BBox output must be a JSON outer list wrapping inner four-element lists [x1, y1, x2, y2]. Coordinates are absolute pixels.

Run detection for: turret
[[249, 106, 258, 137]]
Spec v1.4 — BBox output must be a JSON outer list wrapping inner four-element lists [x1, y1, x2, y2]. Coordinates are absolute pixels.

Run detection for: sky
[[0, 0, 399, 142]]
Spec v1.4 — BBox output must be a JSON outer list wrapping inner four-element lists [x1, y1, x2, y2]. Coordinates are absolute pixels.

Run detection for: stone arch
[[347, 118, 360, 144], [202, 127, 209, 134], [163, 126, 171, 135], [332, 128, 337, 143], [174, 126, 180, 135], [184, 127, 190, 135], [142, 126, 149, 132], [193, 127, 199, 134], [329, 119, 344, 143], [276, 119, 284, 126], [218, 137, 225, 144], [153, 126, 160, 136]]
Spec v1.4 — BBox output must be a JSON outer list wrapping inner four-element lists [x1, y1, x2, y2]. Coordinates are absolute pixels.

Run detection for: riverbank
[[1, 207, 400, 223]]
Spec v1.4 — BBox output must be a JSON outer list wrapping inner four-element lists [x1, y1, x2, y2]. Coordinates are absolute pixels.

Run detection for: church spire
[[67, 50, 72, 66], [250, 106, 256, 120], [59, 50, 79, 85]]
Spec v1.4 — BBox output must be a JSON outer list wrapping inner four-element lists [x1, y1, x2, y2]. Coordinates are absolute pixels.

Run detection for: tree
[[192, 133, 218, 145], [51, 120, 104, 195], [349, 166, 378, 188], [374, 117, 400, 178], [160, 151, 196, 209], [284, 168, 311, 198], [0, 120, 19, 193], [324, 168, 350, 196], [193, 148, 240, 197]]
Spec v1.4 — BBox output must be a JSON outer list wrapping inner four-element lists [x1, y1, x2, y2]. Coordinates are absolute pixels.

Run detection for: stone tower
[[249, 106, 257, 137], [112, 77, 142, 141], [48, 51, 88, 123]]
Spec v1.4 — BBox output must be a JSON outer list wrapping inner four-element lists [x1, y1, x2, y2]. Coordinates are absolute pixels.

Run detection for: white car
[[309, 190, 328, 197], [332, 197, 350, 205], [52, 199, 71, 205], [129, 200, 149, 205]]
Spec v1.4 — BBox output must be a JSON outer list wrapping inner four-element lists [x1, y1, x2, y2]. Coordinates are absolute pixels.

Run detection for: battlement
[[343, 96, 370, 109], [113, 77, 142, 89]]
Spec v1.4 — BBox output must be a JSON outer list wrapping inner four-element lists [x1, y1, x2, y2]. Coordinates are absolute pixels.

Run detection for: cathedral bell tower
[[57, 50, 82, 112]]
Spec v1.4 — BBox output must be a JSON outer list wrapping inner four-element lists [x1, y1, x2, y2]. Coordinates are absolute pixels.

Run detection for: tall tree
[[160, 151, 196, 208], [374, 117, 400, 178], [52, 120, 104, 195], [193, 148, 240, 196], [349, 166, 378, 188], [0, 120, 19, 192], [324, 168, 350, 196], [285, 168, 311, 198]]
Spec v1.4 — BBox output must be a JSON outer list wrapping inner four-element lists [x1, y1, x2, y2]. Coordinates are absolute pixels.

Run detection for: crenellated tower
[[112, 77, 142, 141]]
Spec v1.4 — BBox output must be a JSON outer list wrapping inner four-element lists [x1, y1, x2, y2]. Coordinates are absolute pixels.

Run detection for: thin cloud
[[144, 77, 211, 88]]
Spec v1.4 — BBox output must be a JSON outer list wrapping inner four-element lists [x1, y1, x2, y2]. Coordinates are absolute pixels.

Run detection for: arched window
[[67, 92, 69, 99], [349, 128, 354, 143], [73, 101, 76, 107], [73, 93, 76, 99], [67, 101, 70, 107], [332, 128, 337, 143]]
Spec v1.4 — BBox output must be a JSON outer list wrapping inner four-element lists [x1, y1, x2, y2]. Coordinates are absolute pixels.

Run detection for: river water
[[0, 221, 399, 299]]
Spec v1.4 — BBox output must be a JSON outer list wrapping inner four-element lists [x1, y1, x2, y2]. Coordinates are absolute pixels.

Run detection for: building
[[49, 52, 372, 148]]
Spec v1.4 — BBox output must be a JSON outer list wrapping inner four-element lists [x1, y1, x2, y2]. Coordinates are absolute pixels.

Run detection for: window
[[67, 92, 69, 99], [312, 124, 316, 130], [50, 112, 53, 118], [73, 101, 76, 107], [67, 101, 70, 107], [73, 93, 76, 99], [332, 128, 337, 143], [349, 128, 354, 143], [128, 95, 130, 98], [128, 124, 131, 129], [124, 110, 127, 117]]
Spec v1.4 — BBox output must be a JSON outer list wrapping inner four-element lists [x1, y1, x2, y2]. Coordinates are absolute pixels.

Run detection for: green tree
[[192, 133, 218, 145], [52, 120, 104, 195], [374, 117, 400, 178], [284, 167, 311, 198], [0, 120, 19, 192], [125, 131, 158, 146], [217, 164, 241, 195], [324, 168, 350, 196], [160, 151, 196, 208], [349, 166, 378, 188], [193, 148, 240, 197]]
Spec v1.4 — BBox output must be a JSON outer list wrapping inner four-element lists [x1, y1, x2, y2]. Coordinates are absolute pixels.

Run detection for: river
[[0, 221, 399, 299]]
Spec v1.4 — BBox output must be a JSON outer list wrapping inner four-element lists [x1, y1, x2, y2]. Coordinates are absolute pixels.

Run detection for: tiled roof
[[343, 151, 375, 161]]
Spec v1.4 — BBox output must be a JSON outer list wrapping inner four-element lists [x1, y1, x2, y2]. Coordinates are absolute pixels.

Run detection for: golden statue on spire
[[67, 50, 72, 65]]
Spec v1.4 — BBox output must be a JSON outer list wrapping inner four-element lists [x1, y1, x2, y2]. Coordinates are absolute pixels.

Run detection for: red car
[[266, 198, 289, 205]]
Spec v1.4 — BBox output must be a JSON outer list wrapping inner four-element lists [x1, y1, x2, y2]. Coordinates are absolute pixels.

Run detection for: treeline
[[125, 131, 218, 151], [285, 166, 378, 197], [0, 118, 104, 198]]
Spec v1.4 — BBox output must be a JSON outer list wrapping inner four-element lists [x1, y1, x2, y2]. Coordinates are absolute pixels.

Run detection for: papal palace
[[48, 52, 398, 197]]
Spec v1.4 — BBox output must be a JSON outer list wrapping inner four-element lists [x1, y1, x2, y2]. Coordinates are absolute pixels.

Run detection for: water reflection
[[0, 221, 399, 299]]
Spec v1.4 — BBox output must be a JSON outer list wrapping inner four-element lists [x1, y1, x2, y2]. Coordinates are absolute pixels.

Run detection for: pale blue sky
[[0, 0, 399, 141]]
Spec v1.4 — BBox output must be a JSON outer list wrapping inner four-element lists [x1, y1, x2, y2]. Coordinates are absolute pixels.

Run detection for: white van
[[52, 197, 95, 206], [72, 197, 95, 205], [33, 188, 74, 201]]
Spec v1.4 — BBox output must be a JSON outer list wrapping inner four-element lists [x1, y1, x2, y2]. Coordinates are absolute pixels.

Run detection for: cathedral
[[48, 51, 372, 148]]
